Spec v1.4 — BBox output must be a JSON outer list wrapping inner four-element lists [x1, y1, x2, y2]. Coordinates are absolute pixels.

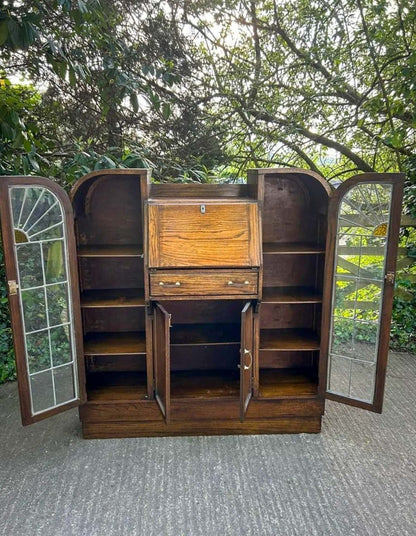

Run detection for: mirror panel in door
[[327, 182, 393, 405], [9, 186, 79, 417]]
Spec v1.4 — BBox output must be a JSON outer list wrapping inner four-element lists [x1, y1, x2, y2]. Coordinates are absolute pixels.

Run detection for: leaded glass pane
[[50, 325, 72, 367], [328, 183, 392, 404], [47, 283, 69, 327], [43, 240, 66, 284], [9, 185, 78, 416], [15, 243, 43, 289], [21, 288, 47, 332], [54, 365, 75, 405], [26, 330, 51, 374], [30, 371, 55, 413]]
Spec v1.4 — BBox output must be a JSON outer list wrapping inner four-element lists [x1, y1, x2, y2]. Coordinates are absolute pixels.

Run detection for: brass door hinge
[[8, 280, 18, 295]]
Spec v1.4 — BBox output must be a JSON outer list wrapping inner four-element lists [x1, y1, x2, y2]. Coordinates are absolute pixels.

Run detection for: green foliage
[[391, 278, 416, 352], [0, 75, 46, 174], [404, 156, 416, 220], [0, 246, 16, 383]]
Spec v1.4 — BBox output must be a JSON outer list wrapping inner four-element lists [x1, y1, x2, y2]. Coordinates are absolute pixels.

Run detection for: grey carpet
[[0, 350, 415, 536]]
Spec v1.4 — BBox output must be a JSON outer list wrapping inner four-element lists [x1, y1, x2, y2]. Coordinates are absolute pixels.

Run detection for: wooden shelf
[[87, 372, 147, 401], [171, 370, 239, 398], [78, 245, 143, 258], [171, 323, 241, 346], [259, 368, 318, 398], [84, 332, 146, 355], [262, 287, 322, 304], [263, 243, 325, 254], [81, 289, 145, 308], [260, 329, 320, 351]]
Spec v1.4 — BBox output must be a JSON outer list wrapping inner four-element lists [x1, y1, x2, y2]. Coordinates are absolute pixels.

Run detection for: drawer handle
[[227, 280, 250, 286], [159, 281, 181, 287], [244, 349, 252, 370]]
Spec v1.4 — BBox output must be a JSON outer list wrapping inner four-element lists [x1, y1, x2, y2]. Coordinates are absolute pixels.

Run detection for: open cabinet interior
[[164, 300, 246, 398], [71, 171, 149, 402], [259, 172, 329, 398], [0, 168, 403, 437]]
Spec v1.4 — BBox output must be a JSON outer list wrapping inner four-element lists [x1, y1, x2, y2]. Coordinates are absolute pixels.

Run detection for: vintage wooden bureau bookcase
[[0, 168, 404, 438]]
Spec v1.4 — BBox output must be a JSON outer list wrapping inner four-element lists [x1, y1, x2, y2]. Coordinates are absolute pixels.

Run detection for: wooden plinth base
[[80, 396, 324, 438], [82, 416, 321, 439]]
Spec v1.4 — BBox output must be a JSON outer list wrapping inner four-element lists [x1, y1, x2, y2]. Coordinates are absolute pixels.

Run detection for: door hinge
[[384, 271, 395, 285], [169, 314, 172, 328], [8, 280, 18, 295]]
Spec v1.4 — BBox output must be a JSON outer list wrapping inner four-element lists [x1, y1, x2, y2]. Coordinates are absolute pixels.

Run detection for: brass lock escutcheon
[[384, 272, 395, 285]]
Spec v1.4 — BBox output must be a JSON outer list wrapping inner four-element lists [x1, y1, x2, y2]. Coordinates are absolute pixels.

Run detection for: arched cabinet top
[[248, 167, 332, 197]]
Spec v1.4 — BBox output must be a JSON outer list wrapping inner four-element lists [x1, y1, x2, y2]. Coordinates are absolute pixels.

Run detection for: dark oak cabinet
[[0, 168, 404, 437]]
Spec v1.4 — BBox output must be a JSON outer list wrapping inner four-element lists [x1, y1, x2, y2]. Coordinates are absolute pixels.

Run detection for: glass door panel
[[326, 176, 403, 411], [0, 178, 85, 424]]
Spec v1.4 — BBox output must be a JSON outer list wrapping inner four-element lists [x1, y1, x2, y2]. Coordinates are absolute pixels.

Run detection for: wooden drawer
[[147, 201, 260, 268], [150, 270, 258, 297]]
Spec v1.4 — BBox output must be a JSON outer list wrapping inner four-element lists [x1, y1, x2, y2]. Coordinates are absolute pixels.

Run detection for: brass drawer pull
[[244, 349, 252, 370], [227, 280, 250, 286], [159, 281, 181, 287]]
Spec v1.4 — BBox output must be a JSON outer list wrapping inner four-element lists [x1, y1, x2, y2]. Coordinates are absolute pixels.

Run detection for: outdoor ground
[[0, 350, 415, 536]]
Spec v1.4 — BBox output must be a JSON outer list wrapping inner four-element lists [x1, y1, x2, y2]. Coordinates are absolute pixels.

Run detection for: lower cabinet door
[[240, 301, 254, 421], [153, 302, 171, 423]]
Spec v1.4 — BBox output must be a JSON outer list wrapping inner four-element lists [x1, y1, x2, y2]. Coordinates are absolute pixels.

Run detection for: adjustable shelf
[[260, 329, 320, 351], [80, 289, 145, 308], [262, 287, 323, 304], [83, 332, 146, 355], [170, 323, 241, 346], [77, 245, 144, 258], [263, 243, 325, 254]]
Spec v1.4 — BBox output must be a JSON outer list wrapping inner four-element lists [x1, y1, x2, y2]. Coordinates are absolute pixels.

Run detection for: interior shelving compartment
[[72, 173, 145, 249], [260, 172, 328, 398], [263, 253, 325, 290], [165, 300, 244, 398], [259, 295, 321, 399], [72, 172, 148, 395], [87, 372, 148, 401], [262, 172, 328, 248], [83, 298, 146, 375]]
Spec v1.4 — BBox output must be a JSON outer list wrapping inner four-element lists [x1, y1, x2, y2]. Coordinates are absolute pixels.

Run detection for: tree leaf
[[162, 102, 171, 120], [27, 152, 40, 171], [0, 20, 9, 46]]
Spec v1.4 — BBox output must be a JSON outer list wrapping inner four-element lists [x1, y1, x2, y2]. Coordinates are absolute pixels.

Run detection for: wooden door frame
[[240, 301, 254, 421], [0, 176, 86, 424], [153, 302, 170, 423]]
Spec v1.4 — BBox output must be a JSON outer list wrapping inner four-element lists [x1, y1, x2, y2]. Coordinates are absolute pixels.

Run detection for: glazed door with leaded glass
[[0, 176, 85, 425], [324, 174, 404, 412]]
